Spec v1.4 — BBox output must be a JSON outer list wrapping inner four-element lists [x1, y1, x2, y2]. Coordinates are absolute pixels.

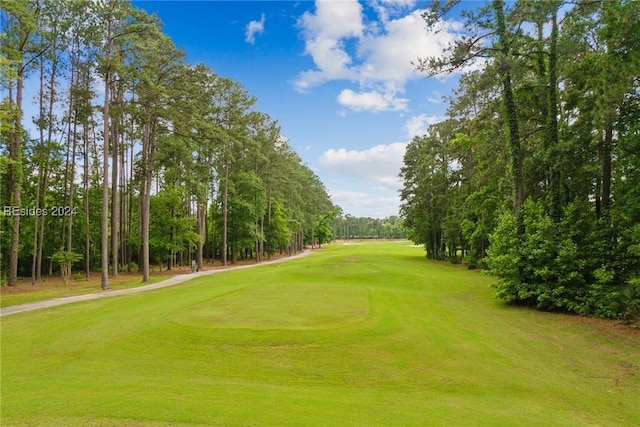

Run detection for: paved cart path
[[1, 250, 313, 317]]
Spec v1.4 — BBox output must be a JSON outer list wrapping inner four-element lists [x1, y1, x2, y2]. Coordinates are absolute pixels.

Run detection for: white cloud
[[356, 10, 454, 84], [319, 142, 407, 190], [245, 13, 266, 44], [404, 113, 443, 138], [370, 0, 416, 23], [294, 0, 364, 91], [299, 0, 364, 40], [328, 189, 400, 218], [294, 1, 464, 113], [337, 88, 408, 112]]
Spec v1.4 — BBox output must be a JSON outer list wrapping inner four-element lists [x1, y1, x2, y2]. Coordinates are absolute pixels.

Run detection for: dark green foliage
[[487, 198, 640, 320], [406, 0, 640, 320], [264, 199, 291, 255], [149, 187, 199, 268]]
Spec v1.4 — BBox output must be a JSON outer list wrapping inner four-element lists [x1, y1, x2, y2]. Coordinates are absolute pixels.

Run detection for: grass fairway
[[1, 241, 638, 426]]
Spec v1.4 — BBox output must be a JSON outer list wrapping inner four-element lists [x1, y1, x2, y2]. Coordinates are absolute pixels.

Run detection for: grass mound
[[172, 282, 369, 330]]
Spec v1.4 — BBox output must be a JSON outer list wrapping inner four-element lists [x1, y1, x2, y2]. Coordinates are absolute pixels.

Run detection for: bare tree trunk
[[169, 204, 175, 271], [84, 124, 90, 279], [32, 57, 45, 285], [110, 112, 119, 277], [259, 216, 264, 262], [601, 121, 613, 214], [141, 121, 150, 281], [141, 118, 157, 283], [8, 62, 24, 286], [35, 54, 61, 282], [266, 189, 272, 260], [197, 201, 205, 270], [111, 78, 123, 277], [222, 162, 228, 266], [67, 107, 78, 255], [137, 192, 143, 273], [128, 123, 134, 272], [101, 16, 113, 290], [121, 137, 127, 272], [311, 224, 315, 250], [63, 56, 79, 258]]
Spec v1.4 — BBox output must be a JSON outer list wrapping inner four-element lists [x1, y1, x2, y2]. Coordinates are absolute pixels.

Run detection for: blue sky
[[132, 0, 468, 218]]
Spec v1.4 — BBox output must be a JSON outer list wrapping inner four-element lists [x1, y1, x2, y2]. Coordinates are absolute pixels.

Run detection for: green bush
[[486, 211, 525, 303], [617, 279, 640, 324]]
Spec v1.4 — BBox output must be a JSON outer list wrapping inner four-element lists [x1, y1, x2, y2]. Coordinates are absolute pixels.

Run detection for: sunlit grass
[[1, 241, 638, 426]]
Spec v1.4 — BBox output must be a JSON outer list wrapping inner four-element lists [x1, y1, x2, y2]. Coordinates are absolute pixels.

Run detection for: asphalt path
[[1, 249, 313, 317]]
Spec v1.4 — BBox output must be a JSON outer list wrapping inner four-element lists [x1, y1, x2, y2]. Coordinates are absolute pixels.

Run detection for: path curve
[[1, 250, 313, 317]]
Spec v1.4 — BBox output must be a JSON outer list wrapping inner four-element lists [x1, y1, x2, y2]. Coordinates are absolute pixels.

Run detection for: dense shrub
[[487, 199, 640, 321]]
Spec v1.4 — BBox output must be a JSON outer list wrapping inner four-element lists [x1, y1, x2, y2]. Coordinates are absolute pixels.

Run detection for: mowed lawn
[[1, 242, 638, 426]]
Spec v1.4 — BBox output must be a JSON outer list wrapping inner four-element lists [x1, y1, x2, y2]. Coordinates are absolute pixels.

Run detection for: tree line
[[401, 0, 639, 320], [1, 0, 335, 288], [332, 213, 406, 240]]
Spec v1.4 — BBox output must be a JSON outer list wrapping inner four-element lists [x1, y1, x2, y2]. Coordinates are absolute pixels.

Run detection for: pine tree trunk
[[8, 62, 24, 286], [222, 162, 229, 266], [197, 201, 205, 270], [111, 118, 119, 277], [128, 122, 134, 273], [547, 6, 561, 222], [67, 111, 78, 255], [111, 79, 123, 277], [101, 16, 112, 290], [32, 58, 45, 285], [119, 136, 126, 273], [601, 120, 613, 213], [141, 119, 153, 283], [84, 123, 90, 279], [493, 0, 523, 224], [65, 57, 78, 257]]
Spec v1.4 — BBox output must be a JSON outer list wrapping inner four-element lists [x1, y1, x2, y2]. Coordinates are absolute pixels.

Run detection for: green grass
[[1, 241, 639, 426]]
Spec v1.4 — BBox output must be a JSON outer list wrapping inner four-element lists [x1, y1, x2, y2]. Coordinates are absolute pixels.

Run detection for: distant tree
[[149, 187, 198, 270]]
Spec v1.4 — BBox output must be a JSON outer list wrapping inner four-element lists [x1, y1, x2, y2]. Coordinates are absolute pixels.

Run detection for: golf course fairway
[[1, 241, 638, 426]]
